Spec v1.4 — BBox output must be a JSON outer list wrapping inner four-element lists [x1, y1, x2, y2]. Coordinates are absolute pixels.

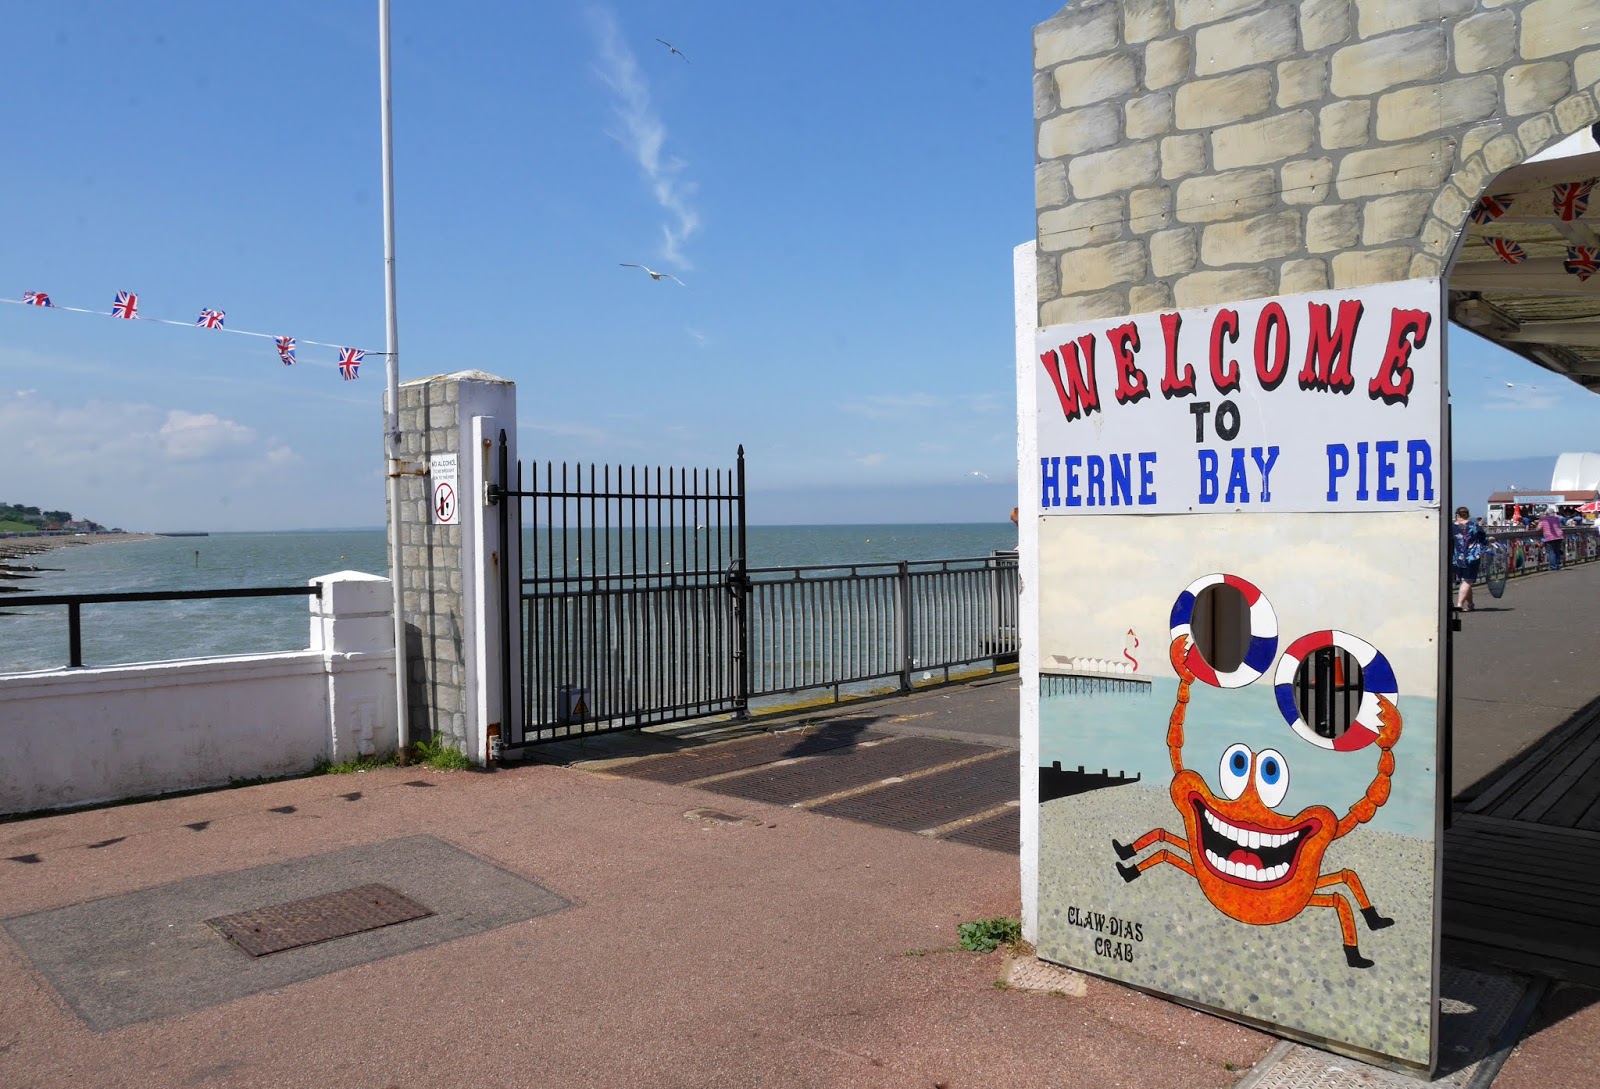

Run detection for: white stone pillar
[[390, 371, 519, 763], [310, 569, 398, 763]]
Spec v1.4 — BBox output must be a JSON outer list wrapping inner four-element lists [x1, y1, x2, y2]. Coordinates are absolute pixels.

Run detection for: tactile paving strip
[[618, 723, 887, 784], [707, 737, 995, 806], [208, 883, 433, 957], [939, 807, 1020, 853], [1235, 964, 1535, 1089], [811, 753, 1016, 832]]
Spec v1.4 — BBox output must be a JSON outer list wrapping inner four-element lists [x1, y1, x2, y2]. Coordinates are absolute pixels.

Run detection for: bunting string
[[2, 289, 388, 380]]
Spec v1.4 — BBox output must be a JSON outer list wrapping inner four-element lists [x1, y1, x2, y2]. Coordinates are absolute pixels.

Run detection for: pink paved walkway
[[1, 763, 1269, 1089]]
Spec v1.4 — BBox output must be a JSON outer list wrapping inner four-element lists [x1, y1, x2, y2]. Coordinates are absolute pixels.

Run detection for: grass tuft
[[413, 735, 475, 770], [957, 917, 1021, 954], [314, 754, 398, 775]]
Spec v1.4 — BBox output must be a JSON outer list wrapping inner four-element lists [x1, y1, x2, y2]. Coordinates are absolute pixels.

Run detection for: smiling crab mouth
[[1191, 798, 1318, 888]]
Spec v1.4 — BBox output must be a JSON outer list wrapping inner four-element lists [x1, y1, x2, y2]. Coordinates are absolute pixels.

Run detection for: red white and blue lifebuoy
[[1167, 574, 1278, 689], [1273, 630, 1399, 751]]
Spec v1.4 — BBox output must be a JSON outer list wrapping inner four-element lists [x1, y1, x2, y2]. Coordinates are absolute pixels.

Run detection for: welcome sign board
[[1034, 279, 1441, 515], [1027, 280, 1445, 1072]]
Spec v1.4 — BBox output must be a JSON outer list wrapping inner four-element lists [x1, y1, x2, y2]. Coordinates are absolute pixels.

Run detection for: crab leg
[[1116, 846, 1195, 883], [1316, 869, 1394, 931], [1127, 828, 1188, 854]]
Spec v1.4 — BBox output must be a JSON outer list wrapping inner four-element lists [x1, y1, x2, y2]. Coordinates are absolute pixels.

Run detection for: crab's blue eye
[[1219, 743, 1251, 800], [1255, 748, 1290, 808]]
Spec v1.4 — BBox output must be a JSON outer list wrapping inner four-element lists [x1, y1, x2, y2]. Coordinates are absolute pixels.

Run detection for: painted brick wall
[[1034, 0, 1600, 325]]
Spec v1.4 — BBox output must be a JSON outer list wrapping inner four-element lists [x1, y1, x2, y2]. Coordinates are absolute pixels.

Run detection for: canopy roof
[[1450, 128, 1600, 393]]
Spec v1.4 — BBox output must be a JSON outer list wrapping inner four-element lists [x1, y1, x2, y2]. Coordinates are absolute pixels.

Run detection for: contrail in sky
[[591, 8, 700, 268]]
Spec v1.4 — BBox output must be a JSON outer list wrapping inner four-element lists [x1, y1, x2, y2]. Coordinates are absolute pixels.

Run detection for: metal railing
[[745, 553, 1020, 702], [0, 586, 322, 668], [1480, 527, 1599, 583]]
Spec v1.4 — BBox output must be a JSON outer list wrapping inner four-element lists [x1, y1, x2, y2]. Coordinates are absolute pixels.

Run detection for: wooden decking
[[1443, 699, 1600, 984], [1463, 696, 1600, 829]]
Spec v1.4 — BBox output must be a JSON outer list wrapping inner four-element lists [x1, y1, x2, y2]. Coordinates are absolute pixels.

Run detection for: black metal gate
[[491, 432, 748, 747]]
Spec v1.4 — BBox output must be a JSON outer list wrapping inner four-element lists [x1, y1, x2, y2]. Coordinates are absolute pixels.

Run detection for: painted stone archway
[[1021, 0, 1600, 1074], [1033, 0, 1600, 322]]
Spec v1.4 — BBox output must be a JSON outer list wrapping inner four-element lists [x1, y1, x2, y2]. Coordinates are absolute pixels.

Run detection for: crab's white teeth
[[1204, 851, 1290, 883], [1204, 809, 1296, 849]]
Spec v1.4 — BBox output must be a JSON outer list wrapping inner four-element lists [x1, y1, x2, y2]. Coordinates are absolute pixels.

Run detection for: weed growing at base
[[315, 754, 398, 775], [958, 917, 1021, 953], [413, 736, 474, 770]]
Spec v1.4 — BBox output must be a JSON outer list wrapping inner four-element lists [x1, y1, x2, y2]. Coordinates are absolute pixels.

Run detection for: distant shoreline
[[0, 533, 158, 562]]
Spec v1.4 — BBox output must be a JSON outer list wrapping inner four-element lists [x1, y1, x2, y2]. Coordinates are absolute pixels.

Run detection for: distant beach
[[0, 533, 157, 563]]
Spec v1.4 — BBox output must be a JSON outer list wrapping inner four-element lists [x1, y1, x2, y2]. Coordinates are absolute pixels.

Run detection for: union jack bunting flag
[[1487, 237, 1528, 264], [22, 291, 52, 307], [275, 336, 296, 365], [337, 347, 363, 380], [1564, 246, 1600, 282], [195, 308, 225, 329], [111, 291, 138, 319], [1553, 179, 1597, 221], [1468, 193, 1514, 224]]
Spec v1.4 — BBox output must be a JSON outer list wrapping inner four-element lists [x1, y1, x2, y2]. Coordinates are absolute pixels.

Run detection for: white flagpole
[[379, 0, 411, 761]]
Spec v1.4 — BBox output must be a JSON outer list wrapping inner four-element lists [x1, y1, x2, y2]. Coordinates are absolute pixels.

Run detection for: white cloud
[[0, 394, 257, 468], [854, 452, 885, 467], [591, 7, 700, 268], [265, 444, 299, 466], [158, 410, 256, 461], [1484, 385, 1558, 412], [841, 392, 946, 419]]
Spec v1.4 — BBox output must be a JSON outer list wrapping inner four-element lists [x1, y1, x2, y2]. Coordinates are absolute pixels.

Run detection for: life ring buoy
[[1273, 630, 1398, 752], [1168, 574, 1278, 689]]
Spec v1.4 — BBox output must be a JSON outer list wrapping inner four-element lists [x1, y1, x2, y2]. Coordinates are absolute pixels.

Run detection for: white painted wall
[[0, 571, 397, 815], [1014, 240, 1041, 944]]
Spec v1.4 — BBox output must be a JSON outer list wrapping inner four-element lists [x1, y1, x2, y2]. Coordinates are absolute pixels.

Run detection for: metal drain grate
[[708, 737, 995, 805], [811, 753, 1016, 832], [618, 724, 887, 784], [940, 807, 1020, 853], [207, 883, 433, 957]]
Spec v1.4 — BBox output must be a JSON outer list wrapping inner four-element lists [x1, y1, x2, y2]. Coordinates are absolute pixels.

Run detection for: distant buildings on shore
[[1485, 453, 1600, 525]]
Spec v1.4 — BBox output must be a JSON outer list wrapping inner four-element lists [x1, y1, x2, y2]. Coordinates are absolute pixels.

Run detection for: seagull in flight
[[620, 263, 687, 286], [656, 38, 689, 62]]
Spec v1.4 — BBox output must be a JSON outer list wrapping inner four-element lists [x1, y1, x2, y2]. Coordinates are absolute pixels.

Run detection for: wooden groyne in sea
[[0, 535, 156, 591]]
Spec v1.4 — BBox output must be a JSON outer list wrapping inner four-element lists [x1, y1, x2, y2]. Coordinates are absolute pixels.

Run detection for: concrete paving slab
[[3, 834, 567, 1031]]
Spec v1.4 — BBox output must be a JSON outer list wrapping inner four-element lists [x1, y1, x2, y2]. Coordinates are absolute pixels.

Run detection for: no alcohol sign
[[430, 454, 460, 526]]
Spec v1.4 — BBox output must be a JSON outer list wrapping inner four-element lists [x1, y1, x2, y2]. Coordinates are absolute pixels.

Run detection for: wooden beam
[[1449, 258, 1600, 292], [1498, 321, 1600, 349]]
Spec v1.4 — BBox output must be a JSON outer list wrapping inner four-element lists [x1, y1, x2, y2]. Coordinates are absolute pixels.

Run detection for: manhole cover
[[207, 883, 433, 957]]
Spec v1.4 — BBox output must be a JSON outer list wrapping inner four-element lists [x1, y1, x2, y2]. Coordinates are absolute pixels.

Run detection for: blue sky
[[0, 4, 1592, 531]]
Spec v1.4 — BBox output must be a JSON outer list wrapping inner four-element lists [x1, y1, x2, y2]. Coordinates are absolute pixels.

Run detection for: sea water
[[0, 523, 1016, 673]]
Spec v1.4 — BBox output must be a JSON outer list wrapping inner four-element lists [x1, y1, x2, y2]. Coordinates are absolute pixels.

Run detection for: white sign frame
[[1034, 280, 1442, 516], [430, 453, 460, 526]]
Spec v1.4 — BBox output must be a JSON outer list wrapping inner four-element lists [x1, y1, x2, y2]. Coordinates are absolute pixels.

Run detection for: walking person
[[1451, 507, 1488, 612], [1538, 506, 1566, 571]]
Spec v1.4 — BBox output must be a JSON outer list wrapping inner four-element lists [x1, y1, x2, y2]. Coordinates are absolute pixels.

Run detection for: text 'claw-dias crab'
[[1111, 574, 1402, 970]]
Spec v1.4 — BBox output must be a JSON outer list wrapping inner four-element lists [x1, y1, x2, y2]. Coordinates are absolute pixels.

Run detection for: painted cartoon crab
[[1111, 575, 1402, 969]]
